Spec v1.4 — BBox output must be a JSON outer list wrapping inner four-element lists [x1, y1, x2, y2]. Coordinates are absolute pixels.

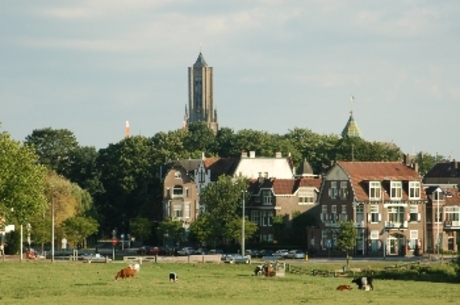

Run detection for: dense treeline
[[1, 122, 448, 248]]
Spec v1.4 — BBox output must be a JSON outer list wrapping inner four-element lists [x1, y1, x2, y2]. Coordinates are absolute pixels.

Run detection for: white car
[[273, 249, 289, 259], [176, 247, 196, 256], [224, 254, 250, 264]]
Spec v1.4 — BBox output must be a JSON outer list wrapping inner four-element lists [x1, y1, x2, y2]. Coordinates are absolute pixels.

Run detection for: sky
[[2, 1, 460, 160]]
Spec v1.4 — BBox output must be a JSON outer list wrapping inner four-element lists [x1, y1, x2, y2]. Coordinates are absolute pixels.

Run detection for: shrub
[[4, 230, 20, 255]]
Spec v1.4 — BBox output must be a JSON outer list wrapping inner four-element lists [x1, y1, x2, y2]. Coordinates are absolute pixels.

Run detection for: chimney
[[414, 162, 419, 174], [275, 152, 282, 158], [125, 121, 130, 138], [241, 150, 248, 158], [404, 153, 410, 166], [452, 159, 458, 177], [249, 151, 256, 158]]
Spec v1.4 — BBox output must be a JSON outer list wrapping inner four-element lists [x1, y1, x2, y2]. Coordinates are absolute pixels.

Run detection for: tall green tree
[[337, 221, 358, 268], [416, 151, 448, 176], [156, 218, 185, 247], [0, 132, 48, 225], [24, 128, 79, 175], [199, 175, 248, 244], [66, 146, 103, 197], [225, 216, 258, 245], [188, 214, 220, 246], [94, 135, 158, 236], [61, 216, 99, 249], [129, 217, 153, 243], [184, 122, 217, 155]]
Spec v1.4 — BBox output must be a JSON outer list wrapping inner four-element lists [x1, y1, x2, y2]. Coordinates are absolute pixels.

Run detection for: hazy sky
[[2, 1, 459, 159]]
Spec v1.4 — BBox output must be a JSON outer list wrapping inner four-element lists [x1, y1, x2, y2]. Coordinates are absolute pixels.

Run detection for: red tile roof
[[336, 161, 425, 202], [248, 177, 322, 195]]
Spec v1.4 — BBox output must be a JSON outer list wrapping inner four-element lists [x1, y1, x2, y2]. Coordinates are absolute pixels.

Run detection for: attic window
[[174, 171, 182, 179], [409, 181, 420, 199]]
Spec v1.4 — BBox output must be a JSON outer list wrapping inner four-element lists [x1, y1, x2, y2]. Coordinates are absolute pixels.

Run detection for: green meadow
[[0, 260, 459, 305]]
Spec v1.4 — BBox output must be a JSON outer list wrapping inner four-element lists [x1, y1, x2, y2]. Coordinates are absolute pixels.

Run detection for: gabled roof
[[341, 112, 362, 138], [205, 158, 240, 181], [334, 161, 425, 202], [425, 161, 460, 178], [193, 52, 208, 67], [425, 186, 460, 206], [248, 177, 322, 195], [161, 159, 201, 179]]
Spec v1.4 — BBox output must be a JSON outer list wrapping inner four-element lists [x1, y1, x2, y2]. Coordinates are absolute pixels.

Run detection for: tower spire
[[125, 121, 130, 138]]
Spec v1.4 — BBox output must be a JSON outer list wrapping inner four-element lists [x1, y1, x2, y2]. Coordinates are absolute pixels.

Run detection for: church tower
[[185, 52, 218, 133]]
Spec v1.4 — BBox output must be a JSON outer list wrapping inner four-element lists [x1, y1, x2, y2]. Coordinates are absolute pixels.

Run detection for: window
[[321, 230, 328, 250], [426, 206, 432, 223], [330, 182, 338, 199], [445, 206, 460, 222], [260, 234, 274, 242], [408, 230, 418, 251], [388, 206, 404, 226], [369, 181, 381, 200], [390, 181, 402, 199], [356, 230, 363, 251], [340, 181, 348, 199], [174, 171, 182, 179], [410, 205, 420, 222], [251, 211, 260, 224], [261, 211, 273, 226], [174, 204, 182, 218], [331, 205, 337, 222], [370, 205, 380, 223], [184, 203, 190, 218], [198, 170, 205, 183], [185, 188, 189, 197], [435, 207, 443, 223], [370, 230, 380, 252], [254, 193, 261, 203], [173, 185, 183, 197], [164, 200, 171, 218], [298, 189, 314, 204], [263, 190, 272, 205], [409, 181, 420, 199], [321, 205, 328, 222], [356, 205, 364, 223], [166, 188, 171, 197], [340, 205, 348, 221]]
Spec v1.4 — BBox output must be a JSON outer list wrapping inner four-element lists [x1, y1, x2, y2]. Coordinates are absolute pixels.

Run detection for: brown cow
[[115, 267, 135, 280], [336, 285, 352, 291]]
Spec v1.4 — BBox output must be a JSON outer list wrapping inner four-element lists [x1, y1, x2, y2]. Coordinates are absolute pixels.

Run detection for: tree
[[129, 217, 153, 243], [0, 132, 48, 225], [24, 128, 79, 175], [199, 175, 248, 244], [66, 145, 103, 197], [225, 217, 258, 245], [337, 221, 358, 268], [289, 211, 316, 248], [156, 218, 184, 247], [184, 122, 217, 155], [188, 214, 220, 247], [61, 216, 99, 249]]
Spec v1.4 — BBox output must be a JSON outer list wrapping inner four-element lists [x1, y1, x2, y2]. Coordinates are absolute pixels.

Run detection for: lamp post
[[434, 187, 442, 259], [241, 190, 247, 256], [51, 187, 55, 263]]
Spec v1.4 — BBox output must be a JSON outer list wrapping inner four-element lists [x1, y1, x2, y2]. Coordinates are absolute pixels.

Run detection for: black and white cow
[[351, 276, 374, 291]]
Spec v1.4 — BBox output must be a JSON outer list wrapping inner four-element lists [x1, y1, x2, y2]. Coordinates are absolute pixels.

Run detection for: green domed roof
[[341, 112, 362, 138]]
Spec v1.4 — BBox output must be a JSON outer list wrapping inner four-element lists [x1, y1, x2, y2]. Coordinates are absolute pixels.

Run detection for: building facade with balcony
[[315, 161, 426, 257]]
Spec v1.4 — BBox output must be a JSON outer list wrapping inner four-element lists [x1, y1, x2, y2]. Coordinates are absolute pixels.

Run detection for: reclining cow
[[352, 276, 374, 291]]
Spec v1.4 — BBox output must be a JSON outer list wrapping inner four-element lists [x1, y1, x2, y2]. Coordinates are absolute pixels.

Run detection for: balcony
[[444, 220, 460, 228], [384, 221, 408, 229]]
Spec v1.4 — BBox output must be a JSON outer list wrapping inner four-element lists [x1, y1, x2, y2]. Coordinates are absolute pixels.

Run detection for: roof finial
[[199, 43, 202, 53], [350, 94, 354, 113]]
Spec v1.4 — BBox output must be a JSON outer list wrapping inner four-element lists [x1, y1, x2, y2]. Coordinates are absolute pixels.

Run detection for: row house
[[423, 160, 460, 253], [246, 169, 322, 243], [315, 161, 426, 257], [160, 151, 295, 230]]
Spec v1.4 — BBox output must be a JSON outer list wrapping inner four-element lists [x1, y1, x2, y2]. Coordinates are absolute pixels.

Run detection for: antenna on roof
[[199, 43, 202, 53], [350, 94, 355, 114]]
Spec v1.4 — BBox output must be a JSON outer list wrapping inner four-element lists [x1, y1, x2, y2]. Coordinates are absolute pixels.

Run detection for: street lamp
[[434, 187, 443, 259], [241, 190, 247, 256], [51, 186, 55, 263]]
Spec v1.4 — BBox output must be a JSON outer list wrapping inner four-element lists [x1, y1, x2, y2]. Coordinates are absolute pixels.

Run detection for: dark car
[[257, 249, 274, 258], [137, 246, 165, 256]]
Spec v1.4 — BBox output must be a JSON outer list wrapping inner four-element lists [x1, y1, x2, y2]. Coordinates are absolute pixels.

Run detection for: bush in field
[[374, 263, 458, 283]]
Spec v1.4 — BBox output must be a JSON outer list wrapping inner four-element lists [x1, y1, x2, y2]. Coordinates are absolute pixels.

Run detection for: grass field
[[0, 260, 459, 305]]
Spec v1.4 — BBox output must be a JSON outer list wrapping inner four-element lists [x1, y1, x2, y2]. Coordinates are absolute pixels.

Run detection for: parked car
[[285, 250, 305, 259], [81, 253, 112, 263], [176, 247, 196, 256], [195, 247, 207, 254], [208, 249, 224, 255], [137, 246, 166, 256], [273, 249, 289, 259], [224, 254, 250, 264], [245, 249, 259, 257], [257, 249, 274, 258]]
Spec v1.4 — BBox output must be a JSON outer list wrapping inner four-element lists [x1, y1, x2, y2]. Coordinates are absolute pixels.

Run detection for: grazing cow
[[351, 276, 374, 290], [169, 272, 178, 283], [254, 265, 263, 276], [115, 267, 135, 280], [336, 285, 352, 291], [263, 264, 275, 277], [129, 263, 140, 272]]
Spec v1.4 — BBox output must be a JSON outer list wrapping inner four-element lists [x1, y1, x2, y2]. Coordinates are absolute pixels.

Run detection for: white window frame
[[339, 181, 348, 199], [174, 204, 182, 218], [184, 203, 190, 219], [410, 205, 420, 222], [409, 230, 418, 251], [298, 188, 314, 205], [172, 185, 183, 197], [321, 205, 328, 222], [369, 181, 381, 201], [370, 205, 380, 223], [356, 205, 364, 223], [263, 190, 272, 205], [390, 181, 402, 200], [330, 181, 338, 199], [409, 181, 421, 199], [340, 205, 348, 221], [199, 170, 205, 183], [321, 230, 328, 250], [251, 210, 260, 224], [174, 171, 182, 179], [445, 206, 460, 221]]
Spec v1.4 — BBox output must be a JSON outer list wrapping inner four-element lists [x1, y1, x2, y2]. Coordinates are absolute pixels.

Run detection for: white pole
[[241, 191, 245, 256], [436, 188, 440, 259], [52, 190, 55, 263], [20, 224, 23, 262]]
